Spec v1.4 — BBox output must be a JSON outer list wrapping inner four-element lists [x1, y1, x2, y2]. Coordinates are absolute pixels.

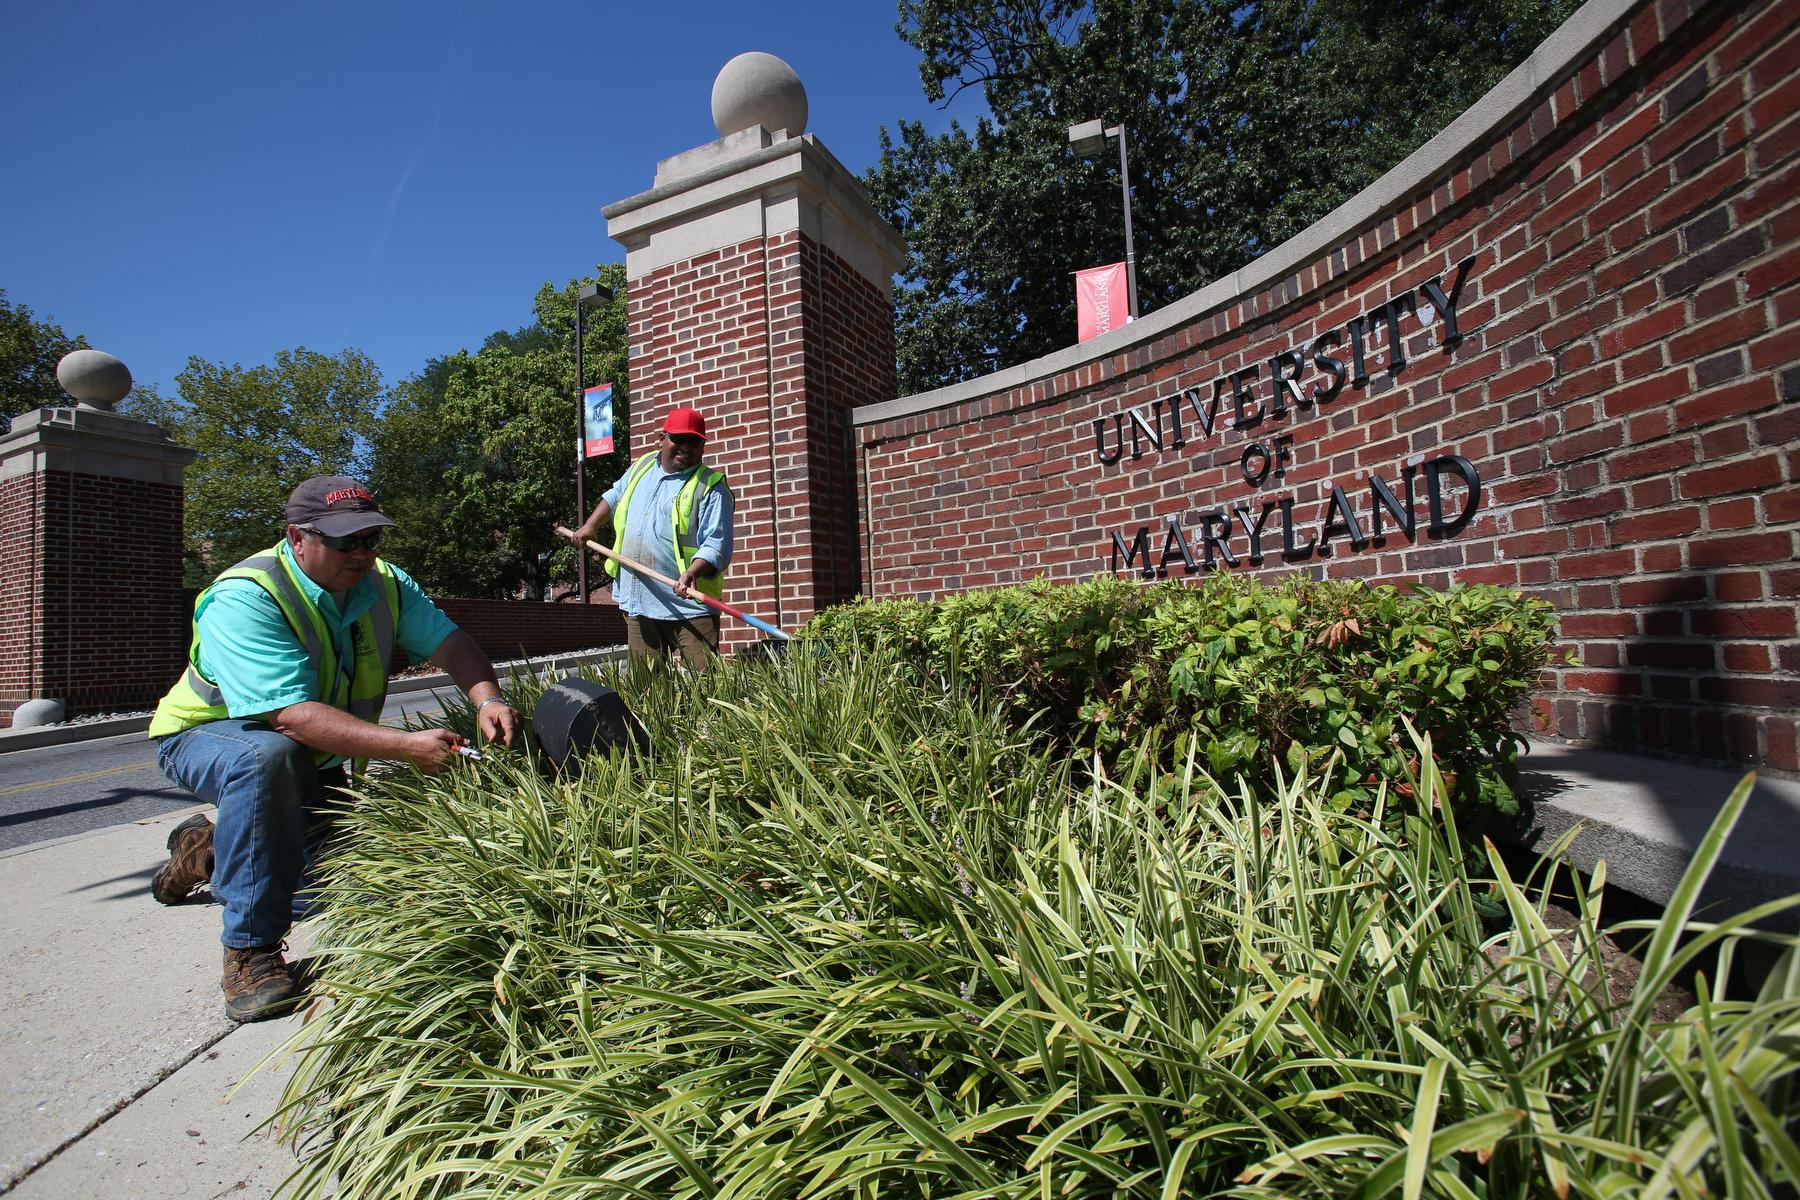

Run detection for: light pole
[[574, 281, 612, 603], [1068, 118, 1139, 320]]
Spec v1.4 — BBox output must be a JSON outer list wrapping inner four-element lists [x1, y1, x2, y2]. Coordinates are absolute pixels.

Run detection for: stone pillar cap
[[56, 349, 132, 411], [712, 51, 807, 140]]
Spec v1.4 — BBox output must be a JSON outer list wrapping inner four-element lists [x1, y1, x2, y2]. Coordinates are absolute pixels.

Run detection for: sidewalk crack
[[3, 1023, 239, 1193]]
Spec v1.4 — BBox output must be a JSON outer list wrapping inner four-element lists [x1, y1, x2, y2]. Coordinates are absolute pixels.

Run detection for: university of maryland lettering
[[1096, 258, 1487, 576]]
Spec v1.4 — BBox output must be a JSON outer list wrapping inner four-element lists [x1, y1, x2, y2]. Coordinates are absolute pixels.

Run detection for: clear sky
[[4, 0, 976, 399]]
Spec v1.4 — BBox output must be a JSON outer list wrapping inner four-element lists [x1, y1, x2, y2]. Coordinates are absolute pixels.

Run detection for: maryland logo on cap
[[285, 475, 398, 536]]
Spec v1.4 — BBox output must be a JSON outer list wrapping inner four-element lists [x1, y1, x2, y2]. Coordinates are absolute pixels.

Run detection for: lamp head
[[1068, 118, 1107, 158]]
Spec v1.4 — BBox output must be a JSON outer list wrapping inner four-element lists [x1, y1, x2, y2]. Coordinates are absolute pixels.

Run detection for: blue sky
[[4, 0, 977, 399]]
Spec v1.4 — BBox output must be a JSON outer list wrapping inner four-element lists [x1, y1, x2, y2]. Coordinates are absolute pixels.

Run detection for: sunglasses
[[664, 433, 703, 448], [302, 527, 384, 553]]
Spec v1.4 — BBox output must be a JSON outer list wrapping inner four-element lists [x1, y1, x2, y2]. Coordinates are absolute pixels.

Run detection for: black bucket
[[531, 678, 649, 769]]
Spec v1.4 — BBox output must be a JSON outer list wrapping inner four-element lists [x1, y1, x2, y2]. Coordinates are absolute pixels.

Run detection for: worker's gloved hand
[[401, 728, 463, 774]]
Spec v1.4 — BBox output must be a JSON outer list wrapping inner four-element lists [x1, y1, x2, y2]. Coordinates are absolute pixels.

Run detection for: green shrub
[[804, 575, 1559, 819], [278, 649, 1797, 1198]]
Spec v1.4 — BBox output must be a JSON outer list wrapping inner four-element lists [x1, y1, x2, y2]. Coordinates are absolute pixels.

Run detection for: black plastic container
[[531, 678, 648, 769]]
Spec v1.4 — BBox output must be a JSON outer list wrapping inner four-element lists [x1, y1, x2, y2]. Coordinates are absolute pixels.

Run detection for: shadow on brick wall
[[1551, 568, 1798, 774]]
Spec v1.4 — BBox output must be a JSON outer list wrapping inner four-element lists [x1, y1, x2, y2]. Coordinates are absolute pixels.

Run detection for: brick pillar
[[0, 371, 195, 726], [604, 79, 905, 649]]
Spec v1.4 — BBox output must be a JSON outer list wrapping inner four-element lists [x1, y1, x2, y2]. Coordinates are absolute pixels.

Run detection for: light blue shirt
[[194, 541, 458, 763], [602, 456, 735, 620]]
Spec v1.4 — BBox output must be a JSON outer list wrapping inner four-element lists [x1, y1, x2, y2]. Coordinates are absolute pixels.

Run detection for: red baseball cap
[[663, 407, 708, 441]]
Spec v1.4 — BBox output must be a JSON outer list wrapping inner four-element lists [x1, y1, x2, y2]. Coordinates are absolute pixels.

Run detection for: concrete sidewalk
[[0, 649, 624, 1196], [0, 726, 1793, 1199], [0, 806, 318, 1197]]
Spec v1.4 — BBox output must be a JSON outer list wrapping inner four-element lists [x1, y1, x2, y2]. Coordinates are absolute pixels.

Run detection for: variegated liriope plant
[[269, 644, 1797, 1199]]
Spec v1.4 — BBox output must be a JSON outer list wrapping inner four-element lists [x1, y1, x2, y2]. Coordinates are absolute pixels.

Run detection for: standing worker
[[565, 406, 735, 669], [147, 476, 521, 1022]]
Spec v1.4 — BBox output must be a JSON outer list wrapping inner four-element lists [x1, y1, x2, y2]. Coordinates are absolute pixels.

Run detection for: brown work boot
[[151, 814, 214, 905], [222, 943, 300, 1023]]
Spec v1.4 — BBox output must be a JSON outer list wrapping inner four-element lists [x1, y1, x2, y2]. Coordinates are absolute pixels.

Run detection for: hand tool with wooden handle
[[557, 525, 792, 641]]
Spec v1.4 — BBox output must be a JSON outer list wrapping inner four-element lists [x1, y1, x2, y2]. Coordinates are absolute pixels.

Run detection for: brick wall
[[855, 0, 1799, 771], [626, 228, 896, 646], [433, 597, 626, 663], [0, 470, 189, 724], [0, 473, 42, 727], [627, 234, 782, 650], [808, 241, 899, 610]]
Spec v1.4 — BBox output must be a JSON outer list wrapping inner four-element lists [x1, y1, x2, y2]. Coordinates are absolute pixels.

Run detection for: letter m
[[1110, 526, 1155, 579]]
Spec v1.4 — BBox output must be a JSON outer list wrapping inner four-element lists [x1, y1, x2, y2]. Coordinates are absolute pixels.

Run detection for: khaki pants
[[625, 612, 720, 672]]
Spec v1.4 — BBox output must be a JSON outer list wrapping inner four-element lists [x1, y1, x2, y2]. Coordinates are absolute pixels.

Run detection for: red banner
[[1076, 262, 1127, 342]]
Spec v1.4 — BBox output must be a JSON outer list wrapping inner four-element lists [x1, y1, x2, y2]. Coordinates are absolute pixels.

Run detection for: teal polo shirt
[[193, 542, 457, 760]]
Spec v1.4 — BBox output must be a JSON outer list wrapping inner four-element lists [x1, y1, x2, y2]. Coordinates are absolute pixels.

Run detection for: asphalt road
[[0, 687, 464, 853]]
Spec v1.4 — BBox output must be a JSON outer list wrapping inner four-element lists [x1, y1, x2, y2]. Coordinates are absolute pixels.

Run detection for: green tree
[[1, 289, 88, 428], [130, 348, 384, 585], [870, 0, 1576, 393], [368, 265, 629, 600]]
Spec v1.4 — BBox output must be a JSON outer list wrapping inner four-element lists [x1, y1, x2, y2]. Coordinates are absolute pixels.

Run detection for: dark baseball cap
[[285, 476, 398, 536]]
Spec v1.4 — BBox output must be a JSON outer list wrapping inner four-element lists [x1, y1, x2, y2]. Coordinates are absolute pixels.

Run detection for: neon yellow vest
[[605, 451, 730, 600], [149, 544, 401, 764]]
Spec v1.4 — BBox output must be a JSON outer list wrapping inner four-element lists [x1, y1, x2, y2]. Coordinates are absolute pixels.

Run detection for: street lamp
[[1068, 118, 1139, 321], [574, 281, 613, 604]]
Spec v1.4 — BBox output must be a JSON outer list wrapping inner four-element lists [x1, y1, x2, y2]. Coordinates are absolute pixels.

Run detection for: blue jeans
[[156, 720, 347, 948]]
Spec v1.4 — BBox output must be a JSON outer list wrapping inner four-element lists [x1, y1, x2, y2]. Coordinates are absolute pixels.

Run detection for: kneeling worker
[[148, 476, 520, 1021], [566, 406, 734, 669]]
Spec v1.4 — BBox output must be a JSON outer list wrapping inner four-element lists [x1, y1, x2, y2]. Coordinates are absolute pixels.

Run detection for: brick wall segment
[[606, 128, 905, 651], [852, 0, 1800, 773], [0, 470, 191, 722]]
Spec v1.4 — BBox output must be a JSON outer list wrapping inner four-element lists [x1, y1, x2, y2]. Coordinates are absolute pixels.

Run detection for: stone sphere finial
[[57, 349, 132, 411], [712, 51, 807, 139]]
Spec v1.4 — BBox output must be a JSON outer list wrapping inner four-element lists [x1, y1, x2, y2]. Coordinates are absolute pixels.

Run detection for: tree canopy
[[129, 348, 384, 585], [1, 288, 87, 429], [868, 0, 1578, 394], [367, 264, 629, 600]]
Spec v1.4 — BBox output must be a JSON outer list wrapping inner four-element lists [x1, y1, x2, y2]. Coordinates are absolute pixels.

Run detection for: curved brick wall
[[423, 597, 626, 664], [853, 0, 1799, 771]]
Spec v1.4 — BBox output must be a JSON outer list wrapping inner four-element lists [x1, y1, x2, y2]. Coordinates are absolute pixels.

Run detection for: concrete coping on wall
[[604, 130, 909, 278], [0, 404, 196, 484], [0, 646, 628, 755], [854, 0, 1638, 430]]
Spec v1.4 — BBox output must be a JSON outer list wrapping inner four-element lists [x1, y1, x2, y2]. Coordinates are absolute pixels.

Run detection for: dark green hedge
[[802, 574, 1560, 818]]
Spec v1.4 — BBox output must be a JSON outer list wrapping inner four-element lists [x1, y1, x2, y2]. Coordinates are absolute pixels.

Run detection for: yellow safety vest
[[605, 451, 730, 600], [149, 544, 401, 765]]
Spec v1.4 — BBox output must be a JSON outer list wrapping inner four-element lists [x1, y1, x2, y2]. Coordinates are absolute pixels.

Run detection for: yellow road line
[[0, 761, 156, 800]]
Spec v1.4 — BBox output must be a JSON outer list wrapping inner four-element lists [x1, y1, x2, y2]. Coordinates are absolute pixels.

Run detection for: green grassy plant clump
[[276, 649, 1797, 1199], [804, 575, 1561, 819]]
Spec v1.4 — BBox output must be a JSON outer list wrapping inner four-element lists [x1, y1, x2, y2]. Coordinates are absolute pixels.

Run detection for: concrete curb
[[1509, 739, 1800, 932], [0, 647, 627, 755], [0, 804, 214, 862]]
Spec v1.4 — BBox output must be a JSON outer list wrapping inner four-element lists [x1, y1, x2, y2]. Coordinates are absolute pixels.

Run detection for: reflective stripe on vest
[[604, 451, 730, 599], [149, 544, 400, 755]]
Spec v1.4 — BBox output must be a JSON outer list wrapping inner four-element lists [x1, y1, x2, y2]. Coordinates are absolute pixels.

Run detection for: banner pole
[[574, 296, 589, 604]]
